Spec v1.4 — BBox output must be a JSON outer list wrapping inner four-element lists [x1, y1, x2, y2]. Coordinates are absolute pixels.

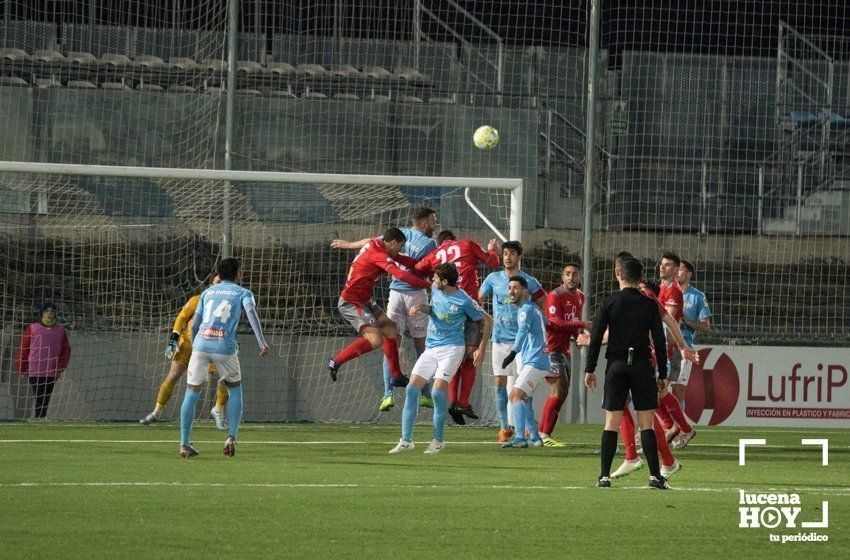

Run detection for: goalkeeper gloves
[[501, 350, 517, 370], [165, 332, 180, 359]]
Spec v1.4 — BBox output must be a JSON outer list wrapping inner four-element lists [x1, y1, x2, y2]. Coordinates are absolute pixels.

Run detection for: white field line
[[0, 481, 848, 496], [0, 439, 848, 449]]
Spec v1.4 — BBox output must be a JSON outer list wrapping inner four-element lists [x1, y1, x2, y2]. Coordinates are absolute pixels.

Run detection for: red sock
[[452, 359, 468, 405], [621, 407, 638, 461], [448, 375, 460, 406], [333, 338, 374, 366], [381, 338, 403, 379], [539, 396, 565, 436], [458, 357, 477, 407], [656, 404, 674, 430], [661, 392, 692, 433], [654, 413, 675, 467]]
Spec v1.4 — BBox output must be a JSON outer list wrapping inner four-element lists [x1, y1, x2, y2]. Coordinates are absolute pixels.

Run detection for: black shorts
[[602, 358, 658, 411], [547, 351, 571, 380]]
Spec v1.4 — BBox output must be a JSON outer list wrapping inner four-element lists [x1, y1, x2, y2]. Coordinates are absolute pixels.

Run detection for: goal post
[[0, 160, 523, 241], [0, 161, 522, 423]]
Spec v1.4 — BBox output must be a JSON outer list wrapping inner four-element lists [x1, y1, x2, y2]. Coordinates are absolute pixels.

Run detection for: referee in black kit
[[584, 255, 670, 490]]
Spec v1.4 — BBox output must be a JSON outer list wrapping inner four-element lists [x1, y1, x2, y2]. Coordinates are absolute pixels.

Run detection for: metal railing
[[416, 0, 504, 100], [604, 154, 850, 236]]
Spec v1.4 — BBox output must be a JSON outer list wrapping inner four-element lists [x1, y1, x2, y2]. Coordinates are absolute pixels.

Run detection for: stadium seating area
[[0, 45, 459, 103], [0, 21, 472, 103]]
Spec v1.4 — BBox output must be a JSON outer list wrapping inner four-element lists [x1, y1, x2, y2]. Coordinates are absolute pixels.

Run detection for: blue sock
[[225, 385, 243, 440], [432, 389, 448, 442], [180, 388, 201, 446], [382, 358, 392, 397], [495, 386, 509, 430], [510, 400, 526, 441], [401, 384, 421, 442], [523, 397, 539, 439]]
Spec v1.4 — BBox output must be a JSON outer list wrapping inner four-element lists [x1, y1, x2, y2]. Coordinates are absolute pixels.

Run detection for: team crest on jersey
[[519, 311, 527, 321], [449, 304, 459, 312], [548, 305, 557, 314]]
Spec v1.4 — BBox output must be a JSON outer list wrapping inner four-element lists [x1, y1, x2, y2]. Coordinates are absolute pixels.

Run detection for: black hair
[[563, 261, 582, 271], [681, 259, 695, 278], [40, 299, 57, 313], [382, 227, 407, 244], [615, 251, 634, 269], [437, 230, 456, 244], [660, 251, 681, 267], [621, 257, 644, 283], [502, 240, 523, 256], [434, 262, 459, 286], [218, 257, 240, 281], [411, 207, 436, 222], [508, 275, 528, 289]]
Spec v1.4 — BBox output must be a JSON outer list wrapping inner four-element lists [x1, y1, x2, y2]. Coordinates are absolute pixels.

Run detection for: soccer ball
[[473, 125, 499, 150]]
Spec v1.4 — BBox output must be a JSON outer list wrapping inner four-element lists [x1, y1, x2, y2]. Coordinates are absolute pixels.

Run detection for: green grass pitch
[[1, 422, 847, 559]]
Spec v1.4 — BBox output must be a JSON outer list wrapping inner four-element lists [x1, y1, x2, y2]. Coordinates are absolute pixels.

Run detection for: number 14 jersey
[[192, 280, 256, 355]]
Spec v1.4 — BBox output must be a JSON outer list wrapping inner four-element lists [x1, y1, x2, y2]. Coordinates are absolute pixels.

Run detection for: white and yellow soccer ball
[[473, 125, 499, 150]]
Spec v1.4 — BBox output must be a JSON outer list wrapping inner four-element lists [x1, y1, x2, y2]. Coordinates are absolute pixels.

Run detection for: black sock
[[640, 429, 661, 478], [600, 430, 619, 478]]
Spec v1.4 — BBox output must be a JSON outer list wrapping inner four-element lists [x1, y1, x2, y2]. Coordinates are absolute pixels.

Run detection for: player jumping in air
[[480, 241, 546, 443], [539, 262, 586, 447], [331, 208, 438, 412], [179, 258, 269, 458], [327, 228, 431, 384], [414, 230, 500, 423], [140, 275, 230, 429], [388, 263, 492, 454], [499, 276, 550, 448]]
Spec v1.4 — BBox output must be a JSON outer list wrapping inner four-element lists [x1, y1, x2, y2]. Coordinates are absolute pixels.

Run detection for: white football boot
[[423, 440, 445, 454], [388, 440, 415, 454], [611, 458, 645, 479]]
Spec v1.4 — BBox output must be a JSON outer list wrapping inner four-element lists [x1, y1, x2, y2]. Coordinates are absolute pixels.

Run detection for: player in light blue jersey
[[479, 241, 546, 443], [389, 263, 492, 454], [331, 207, 438, 412], [672, 259, 712, 405], [499, 276, 550, 448], [179, 258, 269, 459]]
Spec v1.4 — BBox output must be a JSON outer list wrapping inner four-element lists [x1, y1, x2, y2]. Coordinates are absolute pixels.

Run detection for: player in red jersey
[[655, 252, 696, 447], [538, 262, 586, 447], [327, 228, 430, 383], [414, 230, 500, 422], [415, 230, 500, 298]]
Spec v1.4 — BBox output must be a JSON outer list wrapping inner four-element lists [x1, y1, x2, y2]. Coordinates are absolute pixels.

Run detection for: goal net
[[2, 1, 848, 426], [0, 165, 521, 423]]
